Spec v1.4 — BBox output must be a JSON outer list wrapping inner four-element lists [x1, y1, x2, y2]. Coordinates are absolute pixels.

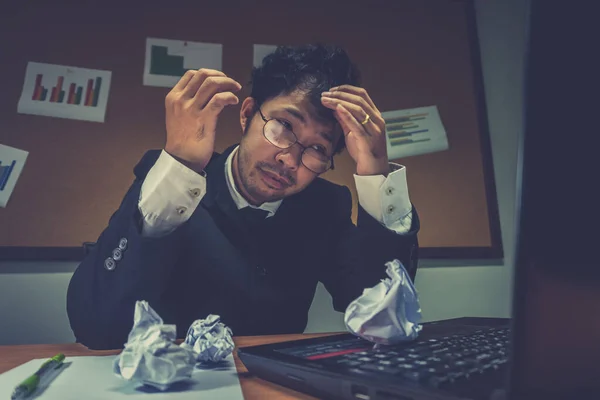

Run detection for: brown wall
[[0, 0, 502, 258]]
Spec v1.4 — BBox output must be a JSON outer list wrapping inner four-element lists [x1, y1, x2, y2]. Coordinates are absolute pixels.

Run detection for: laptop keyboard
[[280, 327, 510, 390]]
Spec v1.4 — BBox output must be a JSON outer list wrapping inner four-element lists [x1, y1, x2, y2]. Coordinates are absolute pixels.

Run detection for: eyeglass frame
[[257, 108, 335, 174]]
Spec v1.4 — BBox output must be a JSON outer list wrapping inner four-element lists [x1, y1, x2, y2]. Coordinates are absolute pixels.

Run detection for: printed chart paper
[[18, 62, 112, 123], [382, 105, 449, 159], [144, 38, 223, 87], [0, 144, 29, 208], [253, 44, 278, 68]]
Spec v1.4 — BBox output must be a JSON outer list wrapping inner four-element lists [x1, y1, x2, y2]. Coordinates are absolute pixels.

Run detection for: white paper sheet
[[17, 62, 112, 123], [253, 44, 278, 68], [382, 105, 449, 160], [0, 144, 29, 208], [0, 355, 244, 400], [144, 38, 223, 87]]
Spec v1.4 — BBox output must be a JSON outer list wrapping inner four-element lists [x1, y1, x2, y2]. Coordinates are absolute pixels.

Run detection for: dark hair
[[249, 44, 361, 155]]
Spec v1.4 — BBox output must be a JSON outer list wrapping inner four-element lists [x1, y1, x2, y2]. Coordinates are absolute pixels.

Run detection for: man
[[67, 44, 420, 350]]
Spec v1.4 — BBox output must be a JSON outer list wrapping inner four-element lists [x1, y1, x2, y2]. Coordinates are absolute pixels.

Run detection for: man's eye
[[278, 119, 293, 130], [312, 145, 328, 155]]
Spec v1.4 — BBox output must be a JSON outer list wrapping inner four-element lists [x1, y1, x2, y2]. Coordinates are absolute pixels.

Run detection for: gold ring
[[360, 114, 370, 125]]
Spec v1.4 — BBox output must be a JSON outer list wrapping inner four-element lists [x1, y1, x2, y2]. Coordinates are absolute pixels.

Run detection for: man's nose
[[275, 146, 302, 170]]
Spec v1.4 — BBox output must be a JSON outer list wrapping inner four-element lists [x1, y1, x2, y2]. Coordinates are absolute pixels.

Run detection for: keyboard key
[[402, 371, 422, 381], [359, 364, 402, 374]]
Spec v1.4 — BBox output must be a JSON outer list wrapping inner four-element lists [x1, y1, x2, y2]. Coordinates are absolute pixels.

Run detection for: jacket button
[[118, 237, 128, 251], [104, 257, 116, 271], [112, 248, 123, 261]]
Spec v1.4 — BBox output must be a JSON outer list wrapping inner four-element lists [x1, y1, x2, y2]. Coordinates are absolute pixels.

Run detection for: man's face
[[234, 91, 342, 206]]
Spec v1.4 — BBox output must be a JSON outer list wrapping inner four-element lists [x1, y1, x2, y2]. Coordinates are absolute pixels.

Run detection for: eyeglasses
[[258, 109, 334, 174]]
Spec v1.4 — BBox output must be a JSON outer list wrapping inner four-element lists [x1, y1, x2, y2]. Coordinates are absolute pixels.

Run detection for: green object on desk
[[11, 353, 65, 399]]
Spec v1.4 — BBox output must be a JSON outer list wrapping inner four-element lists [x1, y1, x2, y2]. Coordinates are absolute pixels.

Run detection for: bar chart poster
[[381, 105, 449, 160], [18, 62, 112, 123], [144, 38, 223, 87], [0, 144, 29, 208]]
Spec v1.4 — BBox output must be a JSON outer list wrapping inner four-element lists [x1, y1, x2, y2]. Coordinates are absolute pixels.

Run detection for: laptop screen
[[509, 1, 600, 398]]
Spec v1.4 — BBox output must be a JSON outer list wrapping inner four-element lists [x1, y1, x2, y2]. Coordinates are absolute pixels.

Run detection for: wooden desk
[[0, 333, 337, 399]]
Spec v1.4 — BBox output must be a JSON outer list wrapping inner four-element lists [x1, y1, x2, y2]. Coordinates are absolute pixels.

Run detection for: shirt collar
[[224, 146, 282, 217]]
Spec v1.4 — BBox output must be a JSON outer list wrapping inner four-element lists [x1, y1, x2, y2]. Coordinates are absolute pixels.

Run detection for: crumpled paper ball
[[113, 301, 196, 391], [344, 259, 422, 345], [180, 314, 234, 363]]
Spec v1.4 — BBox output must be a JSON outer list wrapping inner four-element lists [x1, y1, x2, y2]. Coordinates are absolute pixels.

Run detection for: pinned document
[[17, 62, 112, 123], [382, 105, 449, 160], [0, 144, 29, 208], [253, 44, 278, 68], [144, 38, 223, 87]]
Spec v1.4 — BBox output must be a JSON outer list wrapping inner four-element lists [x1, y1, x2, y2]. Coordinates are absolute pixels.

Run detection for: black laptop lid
[[509, 1, 600, 398]]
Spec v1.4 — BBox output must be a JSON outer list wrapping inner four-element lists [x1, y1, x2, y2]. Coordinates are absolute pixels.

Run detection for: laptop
[[238, 2, 600, 399]]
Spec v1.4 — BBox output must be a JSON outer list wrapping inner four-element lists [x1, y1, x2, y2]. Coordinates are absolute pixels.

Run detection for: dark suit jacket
[[67, 145, 420, 350]]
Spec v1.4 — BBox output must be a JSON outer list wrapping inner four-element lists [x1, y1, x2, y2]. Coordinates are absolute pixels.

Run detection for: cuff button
[[104, 257, 116, 271], [112, 248, 123, 261], [189, 188, 202, 198]]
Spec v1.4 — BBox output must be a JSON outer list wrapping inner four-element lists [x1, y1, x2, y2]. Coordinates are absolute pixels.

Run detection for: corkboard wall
[[0, 0, 502, 260]]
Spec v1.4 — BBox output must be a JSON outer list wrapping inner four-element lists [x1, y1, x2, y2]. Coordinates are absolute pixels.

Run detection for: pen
[[11, 353, 65, 400]]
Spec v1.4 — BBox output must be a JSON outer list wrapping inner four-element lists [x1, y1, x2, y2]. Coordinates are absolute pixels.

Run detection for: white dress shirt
[[138, 147, 413, 237]]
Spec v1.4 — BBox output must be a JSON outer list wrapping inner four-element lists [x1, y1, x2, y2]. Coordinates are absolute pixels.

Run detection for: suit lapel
[[200, 145, 261, 250], [201, 145, 238, 217]]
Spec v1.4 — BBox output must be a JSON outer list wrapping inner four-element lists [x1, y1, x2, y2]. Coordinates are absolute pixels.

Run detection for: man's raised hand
[[164, 68, 242, 173]]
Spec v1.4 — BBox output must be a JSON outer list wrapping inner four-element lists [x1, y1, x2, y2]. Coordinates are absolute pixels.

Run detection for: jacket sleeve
[[66, 151, 188, 350], [319, 186, 420, 313]]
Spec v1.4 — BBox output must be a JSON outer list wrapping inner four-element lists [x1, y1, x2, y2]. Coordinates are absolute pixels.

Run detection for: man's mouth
[[259, 168, 292, 189]]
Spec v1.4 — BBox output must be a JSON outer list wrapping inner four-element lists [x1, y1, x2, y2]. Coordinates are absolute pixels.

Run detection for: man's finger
[[329, 85, 379, 113], [181, 69, 226, 98], [172, 70, 197, 92], [322, 98, 373, 136], [193, 76, 242, 109], [335, 104, 367, 138], [322, 90, 377, 123], [202, 92, 240, 134]]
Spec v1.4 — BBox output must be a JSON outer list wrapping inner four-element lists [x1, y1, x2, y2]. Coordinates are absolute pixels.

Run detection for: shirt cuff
[[354, 162, 413, 234], [138, 150, 207, 237]]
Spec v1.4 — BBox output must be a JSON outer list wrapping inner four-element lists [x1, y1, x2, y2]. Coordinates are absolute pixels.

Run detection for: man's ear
[[240, 97, 256, 134]]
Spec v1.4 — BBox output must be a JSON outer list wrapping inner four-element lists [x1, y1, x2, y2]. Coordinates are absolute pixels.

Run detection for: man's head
[[234, 44, 360, 206]]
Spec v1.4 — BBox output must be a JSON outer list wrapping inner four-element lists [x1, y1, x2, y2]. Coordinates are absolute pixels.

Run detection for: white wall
[[0, 0, 529, 345]]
